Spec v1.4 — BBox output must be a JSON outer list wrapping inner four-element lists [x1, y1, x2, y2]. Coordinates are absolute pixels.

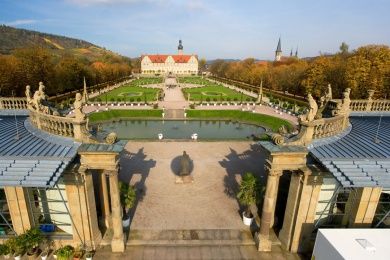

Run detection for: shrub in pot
[[237, 172, 261, 226], [72, 246, 84, 260], [56, 245, 74, 260], [119, 181, 136, 228], [25, 228, 44, 259], [85, 251, 93, 260], [0, 244, 11, 258]]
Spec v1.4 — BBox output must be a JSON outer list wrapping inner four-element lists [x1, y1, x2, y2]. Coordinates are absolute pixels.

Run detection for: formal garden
[[90, 78, 163, 103], [182, 83, 255, 103]]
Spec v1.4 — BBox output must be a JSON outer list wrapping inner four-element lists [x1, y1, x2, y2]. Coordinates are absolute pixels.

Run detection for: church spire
[[295, 46, 298, 58], [178, 39, 183, 55], [275, 37, 282, 61], [290, 48, 293, 57]]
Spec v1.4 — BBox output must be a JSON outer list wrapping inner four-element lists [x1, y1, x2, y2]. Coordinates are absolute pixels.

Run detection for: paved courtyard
[[119, 141, 266, 230]]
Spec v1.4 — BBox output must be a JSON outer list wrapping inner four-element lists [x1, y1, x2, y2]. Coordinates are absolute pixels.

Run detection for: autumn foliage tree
[[210, 44, 390, 99], [0, 46, 132, 97]]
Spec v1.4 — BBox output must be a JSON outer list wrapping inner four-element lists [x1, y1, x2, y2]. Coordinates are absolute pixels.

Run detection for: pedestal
[[175, 175, 194, 184]]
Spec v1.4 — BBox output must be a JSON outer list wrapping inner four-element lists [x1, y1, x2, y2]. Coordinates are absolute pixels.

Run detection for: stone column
[[65, 167, 101, 248], [279, 168, 322, 253], [258, 169, 282, 252], [100, 172, 111, 228], [343, 187, 382, 227], [4, 187, 32, 234], [107, 170, 125, 252]]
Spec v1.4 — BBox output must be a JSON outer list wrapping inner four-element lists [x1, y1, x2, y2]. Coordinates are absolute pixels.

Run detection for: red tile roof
[[142, 54, 197, 63]]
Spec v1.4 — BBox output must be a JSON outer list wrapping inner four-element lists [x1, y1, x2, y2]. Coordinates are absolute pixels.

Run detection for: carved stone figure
[[74, 93, 86, 121], [325, 84, 333, 101], [300, 94, 318, 122], [340, 88, 351, 114], [179, 151, 191, 176], [105, 132, 117, 144], [32, 82, 50, 113], [25, 85, 33, 108]]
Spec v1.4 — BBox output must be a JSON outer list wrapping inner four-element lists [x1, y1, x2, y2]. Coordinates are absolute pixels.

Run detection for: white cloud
[[5, 19, 37, 26]]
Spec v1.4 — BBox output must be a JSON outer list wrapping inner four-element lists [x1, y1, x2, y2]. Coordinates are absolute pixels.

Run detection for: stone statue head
[[26, 85, 30, 91], [38, 82, 45, 92]]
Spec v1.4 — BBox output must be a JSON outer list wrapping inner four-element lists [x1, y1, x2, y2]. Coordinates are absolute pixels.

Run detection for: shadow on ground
[[119, 147, 156, 232]]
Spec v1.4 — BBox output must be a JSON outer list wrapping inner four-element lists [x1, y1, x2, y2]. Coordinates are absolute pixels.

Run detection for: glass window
[[0, 188, 15, 236], [27, 182, 73, 235]]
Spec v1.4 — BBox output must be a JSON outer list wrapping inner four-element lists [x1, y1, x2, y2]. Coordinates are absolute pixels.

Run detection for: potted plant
[[72, 245, 84, 260], [25, 228, 44, 259], [40, 248, 49, 260], [85, 251, 94, 260], [119, 181, 136, 228], [237, 172, 261, 226], [0, 244, 11, 259], [5, 235, 25, 260], [56, 245, 74, 260]]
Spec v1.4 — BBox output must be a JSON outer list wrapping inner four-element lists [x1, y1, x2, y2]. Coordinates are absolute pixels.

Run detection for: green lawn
[[92, 85, 161, 102], [186, 110, 292, 132], [89, 109, 163, 122], [182, 85, 255, 102]]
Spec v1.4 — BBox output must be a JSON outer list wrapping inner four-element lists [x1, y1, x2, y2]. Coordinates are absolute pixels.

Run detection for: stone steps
[[164, 109, 185, 119], [126, 229, 255, 246]]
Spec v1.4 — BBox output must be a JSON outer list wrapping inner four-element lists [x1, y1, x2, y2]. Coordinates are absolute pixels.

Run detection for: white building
[[312, 229, 390, 260], [141, 40, 198, 75]]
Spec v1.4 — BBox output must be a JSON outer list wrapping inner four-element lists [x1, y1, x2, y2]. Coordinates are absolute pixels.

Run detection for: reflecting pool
[[97, 120, 266, 140]]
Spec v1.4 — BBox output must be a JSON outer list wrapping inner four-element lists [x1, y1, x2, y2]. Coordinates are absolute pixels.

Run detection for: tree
[[345, 45, 390, 98], [199, 58, 207, 72], [339, 42, 349, 55]]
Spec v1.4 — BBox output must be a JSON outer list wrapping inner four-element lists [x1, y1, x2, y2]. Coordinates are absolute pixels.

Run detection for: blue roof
[[0, 113, 80, 187], [309, 116, 390, 188]]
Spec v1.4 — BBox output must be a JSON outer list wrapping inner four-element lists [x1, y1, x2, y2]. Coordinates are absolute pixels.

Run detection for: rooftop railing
[[29, 109, 75, 138], [0, 97, 27, 110]]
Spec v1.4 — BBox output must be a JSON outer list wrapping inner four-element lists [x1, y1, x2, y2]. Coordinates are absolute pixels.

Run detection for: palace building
[[141, 40, 198, 75]]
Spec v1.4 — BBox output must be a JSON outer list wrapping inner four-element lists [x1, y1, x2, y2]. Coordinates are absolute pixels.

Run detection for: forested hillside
[[0, 25, 132, 96]]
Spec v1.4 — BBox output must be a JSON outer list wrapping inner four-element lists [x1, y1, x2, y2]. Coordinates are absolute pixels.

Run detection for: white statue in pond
[[74, 93, 86, 121]]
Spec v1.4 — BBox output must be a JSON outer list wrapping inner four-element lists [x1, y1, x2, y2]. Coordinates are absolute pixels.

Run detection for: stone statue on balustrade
[[332, 88, 351, 116], [320, 84, 333, 108], [25, 85, 33, 109], [32, 82, 50, 114], [300, 94, 318, 122], [74, 93, 86, 121]]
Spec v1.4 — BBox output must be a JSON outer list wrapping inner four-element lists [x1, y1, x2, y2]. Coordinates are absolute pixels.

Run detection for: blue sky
[[1, 0, 389, 60]]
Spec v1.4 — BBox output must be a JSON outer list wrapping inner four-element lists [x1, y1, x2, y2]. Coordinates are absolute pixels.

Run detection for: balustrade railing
[[0, 97, 27, 110], [348, 99, 389, 112], [312, 115, 347, 139], [29, 110, 75, 138]]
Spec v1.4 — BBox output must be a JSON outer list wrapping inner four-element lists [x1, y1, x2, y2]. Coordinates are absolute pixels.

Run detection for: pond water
[[97, 120, 266, 140]]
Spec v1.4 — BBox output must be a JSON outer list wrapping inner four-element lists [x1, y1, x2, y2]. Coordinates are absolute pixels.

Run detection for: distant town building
[[141, 40, 198, 75]]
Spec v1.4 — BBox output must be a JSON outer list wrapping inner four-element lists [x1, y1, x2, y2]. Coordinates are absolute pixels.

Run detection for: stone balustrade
[[312, 115, 348, 139], [0, 97, 27, 110], [330, 99, 390, 112], [29, 109, 75, 138]]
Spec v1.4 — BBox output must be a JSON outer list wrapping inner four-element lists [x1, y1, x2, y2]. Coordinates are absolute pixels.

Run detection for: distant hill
[[0, 25, 129, 63]]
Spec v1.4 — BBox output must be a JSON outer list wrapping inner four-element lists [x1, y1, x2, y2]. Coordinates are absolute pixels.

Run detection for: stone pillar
[[100, 172, 111, 228], [65, 167, 101, 248], [107, 170, 125, 252], [258, 169, 282, 251], [4, 187, 32, 234], [279, 168, 322, 253], [343, 187, 382, 227]]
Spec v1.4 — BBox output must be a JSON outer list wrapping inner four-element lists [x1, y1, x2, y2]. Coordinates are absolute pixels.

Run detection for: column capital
[[104, 169, 118, 177], [298, 166, 312, 177]]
